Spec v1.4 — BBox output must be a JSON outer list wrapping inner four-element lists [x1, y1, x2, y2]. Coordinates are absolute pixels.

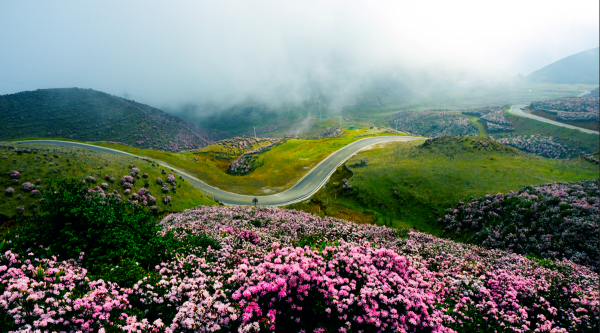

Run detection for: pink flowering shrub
[[531, 96, 600, 121], [166, 173, 176, 185], [229, 141, 281, 175], [8, 170, 20, 179], [21, 182, 35, 192], [389, 110, 478, 137], [492, 134, 568, 158], [16, 206, 25, 214], [5, 187, 15, 196], [1, 203, 597, 332], [156, 177, 163, 185], [441, 179, 599, 270], [0, 251, 131, 332]]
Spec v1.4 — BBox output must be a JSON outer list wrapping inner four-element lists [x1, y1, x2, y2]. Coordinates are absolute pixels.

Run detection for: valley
[[0, 6, 599, 330]]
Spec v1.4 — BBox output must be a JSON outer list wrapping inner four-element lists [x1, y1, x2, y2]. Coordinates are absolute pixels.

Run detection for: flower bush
[[389, 111, 478, 137], [229, 141, 281, 175], [440, 179, 599, 270], [5, 187, 15, 196], [531, 96, 600, 121], [0, 203, 598, 332], [21, 182, 35, 192], [491, 135, 568, 159], [8, 170, 20, 179]]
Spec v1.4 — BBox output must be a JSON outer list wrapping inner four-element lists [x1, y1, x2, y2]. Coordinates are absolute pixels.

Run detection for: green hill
[[289, 136, 599, 236], [0, 141, 217, 224], [0, 88, 223, 152], [526, 47, 599, 84]]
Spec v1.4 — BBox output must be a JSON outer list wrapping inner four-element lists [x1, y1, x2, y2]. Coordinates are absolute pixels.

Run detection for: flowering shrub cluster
[[217, 137, 281, 154], [440, 179, 599, 270], [480, 111, 513, 126], [557, 111, 599, 121], [21, 182, 35, 192], [531, 96, 600, 121], [389, 111, 478, 137], [121, 175, 135, 189], [166, 173, 177, 186], [1, 204, 598, 332], [8, 170, 20, 179], [485, 122, 515, 132], [491, 135, 568, 159], [229, 140, 281, 175]]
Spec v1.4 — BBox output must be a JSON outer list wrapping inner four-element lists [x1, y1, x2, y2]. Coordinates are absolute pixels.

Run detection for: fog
[[1, 0, 598, 112]]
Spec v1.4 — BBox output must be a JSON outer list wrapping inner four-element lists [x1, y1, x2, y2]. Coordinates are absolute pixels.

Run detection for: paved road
[[14, 136, 425, 206], [508, 105, 599, 135]]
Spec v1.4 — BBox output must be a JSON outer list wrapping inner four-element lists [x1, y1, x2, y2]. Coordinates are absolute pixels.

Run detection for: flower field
[[491, 135, 568, 159], [1, 204, 598, 332], [389, 111, 478, 137], [531, 96, 600, 121], [440, 180, 599, 270]]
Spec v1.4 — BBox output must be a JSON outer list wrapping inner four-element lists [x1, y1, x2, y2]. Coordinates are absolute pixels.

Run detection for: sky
[[1, 0, 598, 108]]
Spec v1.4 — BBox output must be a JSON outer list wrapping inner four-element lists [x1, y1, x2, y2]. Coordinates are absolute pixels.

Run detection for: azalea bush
[[1, 199, 598, 332], [491, 134, 568, 158], [389, 110, 478, 137], [531, 96, 600, 121], [440, 179, 599, 270]]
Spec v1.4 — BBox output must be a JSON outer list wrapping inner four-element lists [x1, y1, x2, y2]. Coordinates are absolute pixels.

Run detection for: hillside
[[0, 141, 217, 223], [526, 47, 599, 84], [289, 136, 599, 235], [0, 88, 223, 152]]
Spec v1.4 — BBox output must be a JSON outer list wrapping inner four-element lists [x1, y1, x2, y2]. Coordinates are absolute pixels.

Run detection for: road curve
[[13, 136, 426, 206], [508, 105, 599, 135]]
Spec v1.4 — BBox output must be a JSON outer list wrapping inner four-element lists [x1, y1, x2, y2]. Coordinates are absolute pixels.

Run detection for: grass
[[0, 142, 217, 225], [94, 127, 412, 195], [288, 136, 599, 238]]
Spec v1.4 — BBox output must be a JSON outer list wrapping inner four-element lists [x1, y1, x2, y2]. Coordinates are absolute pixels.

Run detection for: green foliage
[[3, 179, 221, 281], [6, 179, 166, 274]]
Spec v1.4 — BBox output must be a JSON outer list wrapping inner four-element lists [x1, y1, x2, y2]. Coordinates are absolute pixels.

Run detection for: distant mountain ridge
[[527, 47, 599, 84], [0, 88, 223, 151]]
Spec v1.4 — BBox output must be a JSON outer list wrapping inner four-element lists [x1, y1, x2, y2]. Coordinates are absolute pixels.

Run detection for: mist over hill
[[526, 47, 599, 84], [0, 88, 223, 151]]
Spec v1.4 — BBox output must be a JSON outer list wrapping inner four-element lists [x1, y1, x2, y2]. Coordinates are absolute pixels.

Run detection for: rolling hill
[[0, 88, 223, 152], [526, 47, 599, 84]]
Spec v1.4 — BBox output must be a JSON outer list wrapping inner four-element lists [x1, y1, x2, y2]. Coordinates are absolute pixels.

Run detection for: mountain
[[526, 47, 599, 84], [0, 88, 223, 151]]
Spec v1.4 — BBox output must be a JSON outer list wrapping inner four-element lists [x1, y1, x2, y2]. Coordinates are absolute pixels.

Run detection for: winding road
[[508, 105, 599, 135], [14, 136, 426, 206]]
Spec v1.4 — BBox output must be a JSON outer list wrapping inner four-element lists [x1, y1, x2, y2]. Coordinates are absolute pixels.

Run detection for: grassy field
[[288, 136, 599, 238], [94, 127, 412, 194], [0, 142, 217, 225]]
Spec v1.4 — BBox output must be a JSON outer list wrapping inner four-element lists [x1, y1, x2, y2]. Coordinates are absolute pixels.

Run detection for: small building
[[348, 125, 356, 130]]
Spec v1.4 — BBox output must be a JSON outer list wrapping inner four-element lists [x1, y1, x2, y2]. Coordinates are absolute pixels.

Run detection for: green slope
[[0, 142, 217, 225], [527, 47, 599, 84], [289, 136, 599, 237], [0, 88, 222, 152]]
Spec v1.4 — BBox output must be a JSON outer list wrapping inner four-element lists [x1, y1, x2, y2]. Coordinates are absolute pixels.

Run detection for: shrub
[[22, 182, 35, 192], [162, 184, 170, 193], [2, 179, 182, 275], [8, 170, 20, 179], [5, 187, 14, 196], [156, 177, 163, 185], [16, 206, 25, 214], [100, 182, 109, 190]]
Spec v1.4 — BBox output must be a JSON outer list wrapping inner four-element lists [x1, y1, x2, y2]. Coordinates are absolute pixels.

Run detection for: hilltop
[[0, 88, 223, 152], [526, 47, 599, 84]]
